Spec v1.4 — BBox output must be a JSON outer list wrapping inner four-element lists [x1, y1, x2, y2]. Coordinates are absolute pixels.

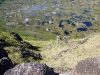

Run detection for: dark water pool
[[83, 9, 90, 14], [77, 28, 87, 32], [83, 21, 92, 26], [72, 23, 76, 26], [92, 18, 95, 20], [75, 15, 83, 19], [42, 21, 46, 25], [64, 31, 69, 35], [52, 1, 57, 5], [70, 13, 76, 17], [59, 20, 63, 27], [66, 20, 71, 24], [56, 13, 62, 17]]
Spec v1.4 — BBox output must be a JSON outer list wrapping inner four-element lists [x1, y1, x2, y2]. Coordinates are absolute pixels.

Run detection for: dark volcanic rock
[[0, 47, 8, 58], [0, 39, 8, 47], [0, 57, 13, 75], [10, 32, 23, 41], [74, 57, 100, 75], [0, 47, 13, 75], [19, 46, 42, 60], [23, 41, 36, 49], [4, 63, 58, 75]]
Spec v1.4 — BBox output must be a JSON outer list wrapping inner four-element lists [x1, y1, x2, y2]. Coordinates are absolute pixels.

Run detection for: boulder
[[4, 63, 58, 75], [0, 47, 13, 75], [74, 57, 100, 75]]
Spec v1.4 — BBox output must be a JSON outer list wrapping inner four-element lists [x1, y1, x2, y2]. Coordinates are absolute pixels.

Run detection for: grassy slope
[[0, 31, 42, 64], [26, 33, 100, 70]]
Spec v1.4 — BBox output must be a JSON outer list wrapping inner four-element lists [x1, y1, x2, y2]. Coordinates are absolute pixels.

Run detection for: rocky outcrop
[[74, 57, 100, 75], [10, 32, 23, 41], [22, 41, 39, 50], [4, 63, 58, 75], [0, 47, 13, 75], [19, 46, 42, 60]]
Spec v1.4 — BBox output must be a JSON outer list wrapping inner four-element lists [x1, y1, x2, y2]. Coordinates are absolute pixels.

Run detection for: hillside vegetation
[[26, 33, 100, 72], [0, 32, 42, 64], [1, 27, 100, 73]]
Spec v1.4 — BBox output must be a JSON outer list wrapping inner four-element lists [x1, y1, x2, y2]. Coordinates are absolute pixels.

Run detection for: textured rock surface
[[59, 57, 100, 75], [4, 63, 58, 75], [0, 47, 13, 75], [74, 57, 100, 75]]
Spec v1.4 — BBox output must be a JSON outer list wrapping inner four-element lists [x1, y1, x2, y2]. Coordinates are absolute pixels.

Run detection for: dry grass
[[25, 40, 54, 50], [26, 33, 100, 71]]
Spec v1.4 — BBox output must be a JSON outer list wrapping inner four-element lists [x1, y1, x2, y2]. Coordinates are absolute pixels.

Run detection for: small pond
[[83, 9, 90, 14], [83, 21, 92, 26], [64, 30, 69, 35], [77, 28, 87, 32], [66, 20, 71, 24], [59, 20, 64, 27]]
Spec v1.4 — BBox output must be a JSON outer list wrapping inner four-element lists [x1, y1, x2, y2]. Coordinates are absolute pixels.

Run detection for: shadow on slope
[[0, 31, 42, 64]]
